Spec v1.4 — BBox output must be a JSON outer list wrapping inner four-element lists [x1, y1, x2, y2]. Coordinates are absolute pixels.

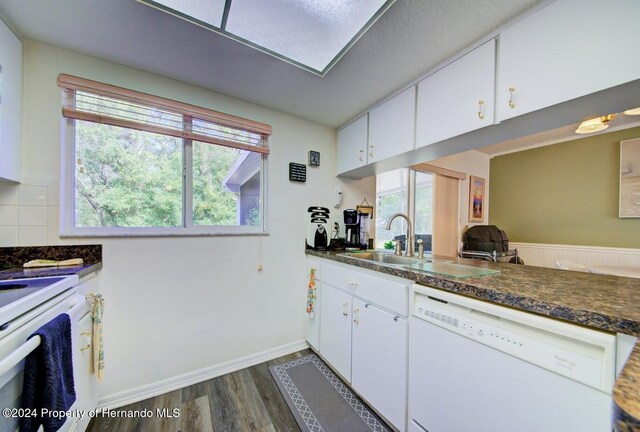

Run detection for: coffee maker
[[343, 209, 360, 250]]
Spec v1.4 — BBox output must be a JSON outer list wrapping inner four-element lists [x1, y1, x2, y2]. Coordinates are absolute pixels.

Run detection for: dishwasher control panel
[[415, 301, 527, 353], [413, 292, 612, 392]]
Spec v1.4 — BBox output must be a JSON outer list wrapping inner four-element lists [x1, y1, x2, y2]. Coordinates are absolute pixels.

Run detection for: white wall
[[5, 40, 374, 402], [510, 242, 640, 270], [429, 150, 491, 247]]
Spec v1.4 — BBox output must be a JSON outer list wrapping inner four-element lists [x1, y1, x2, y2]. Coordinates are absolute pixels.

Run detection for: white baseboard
[[511, 242, 640, 269], [97, 339, 309, 410]]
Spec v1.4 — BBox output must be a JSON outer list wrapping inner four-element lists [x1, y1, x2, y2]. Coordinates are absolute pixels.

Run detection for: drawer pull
[[346, 281, 358, 287], [393, 316, 399, 322]]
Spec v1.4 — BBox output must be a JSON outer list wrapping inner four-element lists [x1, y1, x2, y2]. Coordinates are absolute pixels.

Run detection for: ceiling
[[0, 0, 543, 128]]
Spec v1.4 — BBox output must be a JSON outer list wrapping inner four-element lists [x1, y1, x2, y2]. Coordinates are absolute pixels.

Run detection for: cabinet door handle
[[369, 145, 374, 158], [477, 99, 485, 120], [353, 308, 360, 325], [342, 302, 349, 316], [508, 87, 516, 109], [358, 149, 364, 161], [346, 281, 358, 287]]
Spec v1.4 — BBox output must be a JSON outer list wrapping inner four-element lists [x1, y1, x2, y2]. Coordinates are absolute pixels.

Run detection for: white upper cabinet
[[368, 87, 416, 163], [337, 114, 368, 174], [416, 39, 496, 149], [497, 0, 640, 121], [0, 19, 22, 182]]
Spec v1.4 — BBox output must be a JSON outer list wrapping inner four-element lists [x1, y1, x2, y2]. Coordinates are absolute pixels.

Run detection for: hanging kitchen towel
[[20, 313, 76, 432], [91, 294, 105, 380]]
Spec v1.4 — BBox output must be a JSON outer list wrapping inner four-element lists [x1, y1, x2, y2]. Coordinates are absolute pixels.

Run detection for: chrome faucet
[[385, 213, 414, 257]]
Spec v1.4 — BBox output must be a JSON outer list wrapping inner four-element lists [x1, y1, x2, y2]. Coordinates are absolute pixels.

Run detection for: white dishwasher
[[409, 285, 616, 432]]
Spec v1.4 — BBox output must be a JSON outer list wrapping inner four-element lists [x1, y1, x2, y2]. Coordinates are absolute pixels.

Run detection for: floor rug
[[269, 354, 391, 432]]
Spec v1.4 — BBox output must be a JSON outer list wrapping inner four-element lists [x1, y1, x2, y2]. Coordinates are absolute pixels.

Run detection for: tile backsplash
[[0, 179, 60, 247]]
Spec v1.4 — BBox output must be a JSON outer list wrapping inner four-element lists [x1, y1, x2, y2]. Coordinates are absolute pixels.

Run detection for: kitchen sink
[[338, 251, 429, 266], [338, 251, 499, 278]]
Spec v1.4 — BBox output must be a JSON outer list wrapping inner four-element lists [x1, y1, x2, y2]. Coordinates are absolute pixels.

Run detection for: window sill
[[60, 228, 269, 238]]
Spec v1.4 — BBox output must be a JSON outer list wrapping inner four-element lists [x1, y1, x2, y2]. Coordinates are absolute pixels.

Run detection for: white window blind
[[57, 74, 271, 154]]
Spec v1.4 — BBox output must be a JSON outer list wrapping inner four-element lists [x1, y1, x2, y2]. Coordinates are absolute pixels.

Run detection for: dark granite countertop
[[0, 262, 102, 281], [306, 249, 640, 431], [0, 244, 102, 281]]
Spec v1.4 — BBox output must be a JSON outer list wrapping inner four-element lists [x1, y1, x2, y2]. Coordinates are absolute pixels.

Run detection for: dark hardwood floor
[[87, 349, 312, 432]]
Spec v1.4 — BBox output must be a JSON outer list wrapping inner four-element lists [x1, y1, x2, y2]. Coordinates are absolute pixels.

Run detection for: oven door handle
[[0, 336, 41, 377], [0, 294, 88, 377]]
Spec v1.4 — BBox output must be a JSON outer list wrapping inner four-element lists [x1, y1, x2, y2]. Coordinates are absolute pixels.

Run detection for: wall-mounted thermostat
[[308, 150, 320, 167]]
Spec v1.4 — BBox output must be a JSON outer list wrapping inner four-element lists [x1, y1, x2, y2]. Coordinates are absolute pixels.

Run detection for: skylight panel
[[138, 0, 396, 76], [144, 0, 227, 28], [225, 0, 389, 72]]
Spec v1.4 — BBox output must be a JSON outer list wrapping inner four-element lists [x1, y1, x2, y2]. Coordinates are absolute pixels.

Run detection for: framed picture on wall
[[469, 176, 485, 222], [620, 138, 640, 218]]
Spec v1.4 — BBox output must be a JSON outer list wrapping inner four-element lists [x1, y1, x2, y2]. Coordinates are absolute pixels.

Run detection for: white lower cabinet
[[319, 284, 353, 381], [352, 299, 408, 431], [316, 260, 409, 431]]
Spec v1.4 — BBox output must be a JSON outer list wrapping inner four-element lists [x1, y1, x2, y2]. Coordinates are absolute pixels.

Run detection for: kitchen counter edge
[[0, 262, 103, 281]]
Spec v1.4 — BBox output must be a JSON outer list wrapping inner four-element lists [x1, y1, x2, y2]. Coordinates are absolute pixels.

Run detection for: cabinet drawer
[[320, 261, 408, 316]]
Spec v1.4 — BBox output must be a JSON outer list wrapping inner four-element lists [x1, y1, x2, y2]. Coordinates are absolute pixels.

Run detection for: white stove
[[0, 275, 79, 332], [0, 274, 87, 432]]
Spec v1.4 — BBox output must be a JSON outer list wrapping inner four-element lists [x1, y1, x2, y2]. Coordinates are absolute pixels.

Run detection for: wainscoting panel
[[511, 242, 640, 269]]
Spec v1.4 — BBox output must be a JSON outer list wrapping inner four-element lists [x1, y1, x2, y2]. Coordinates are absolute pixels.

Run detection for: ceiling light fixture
[[575, 114, 616, 134], [623, 107, 640, 116]]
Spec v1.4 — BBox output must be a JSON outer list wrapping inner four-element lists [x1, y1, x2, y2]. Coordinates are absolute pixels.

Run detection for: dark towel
[[20, 313, 76, 432]]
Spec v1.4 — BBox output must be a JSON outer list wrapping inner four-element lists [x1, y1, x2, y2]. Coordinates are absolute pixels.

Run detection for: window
[[375, 168, 409, 249], [58, 74, 271, 236], [375, 168, 433, 250]]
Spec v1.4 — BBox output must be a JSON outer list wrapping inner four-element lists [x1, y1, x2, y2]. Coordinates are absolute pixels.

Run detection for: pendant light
[[623, 107, 640, 116]]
